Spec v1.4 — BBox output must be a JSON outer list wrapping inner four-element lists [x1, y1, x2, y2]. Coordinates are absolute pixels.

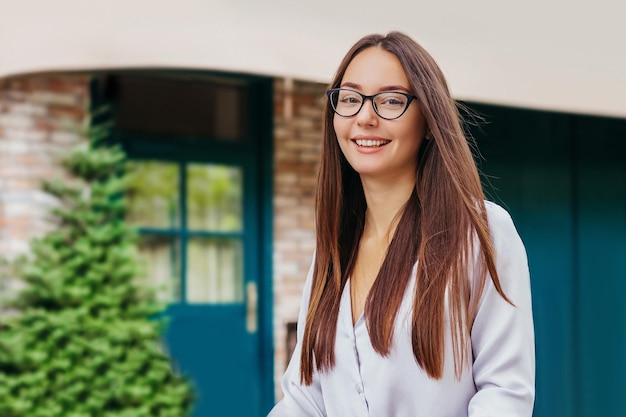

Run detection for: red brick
[[0, 73, 89, 261]]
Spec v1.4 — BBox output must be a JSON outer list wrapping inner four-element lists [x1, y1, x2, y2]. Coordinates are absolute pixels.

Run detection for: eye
[[338, 92, 362, 105], [387, 97, 405, 105], [377, 93, 406, 107]]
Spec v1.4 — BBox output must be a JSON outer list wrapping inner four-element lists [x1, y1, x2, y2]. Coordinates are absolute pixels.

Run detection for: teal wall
[[466, 103, 626, 417]]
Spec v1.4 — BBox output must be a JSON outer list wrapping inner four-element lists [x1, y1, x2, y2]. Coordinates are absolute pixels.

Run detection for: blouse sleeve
[[267, 256, 326, 417], [468, 202, 536, 417]]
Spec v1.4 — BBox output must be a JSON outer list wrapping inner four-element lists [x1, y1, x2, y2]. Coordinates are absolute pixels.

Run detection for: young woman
[[268, 31, 535, 417]]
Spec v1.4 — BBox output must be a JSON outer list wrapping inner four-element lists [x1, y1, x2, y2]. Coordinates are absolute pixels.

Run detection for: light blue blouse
[[269, 202, 535, 417]]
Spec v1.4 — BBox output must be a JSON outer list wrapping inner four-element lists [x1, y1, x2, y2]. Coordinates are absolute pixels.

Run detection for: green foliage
[[0, 142, 194, 416]]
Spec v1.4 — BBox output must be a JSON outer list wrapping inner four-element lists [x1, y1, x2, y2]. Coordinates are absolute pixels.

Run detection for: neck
[[360, 172, 416, 242]]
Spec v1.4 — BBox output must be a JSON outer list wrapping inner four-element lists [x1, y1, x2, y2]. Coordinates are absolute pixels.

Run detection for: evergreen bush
[[0, 140, 194, 417]]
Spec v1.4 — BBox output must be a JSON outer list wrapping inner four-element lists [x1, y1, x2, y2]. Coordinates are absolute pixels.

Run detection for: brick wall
[[0, 75, 90, 295], [272, 78, 326, 398]]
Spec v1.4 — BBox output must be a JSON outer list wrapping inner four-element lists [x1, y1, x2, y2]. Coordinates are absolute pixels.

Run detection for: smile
[[354, 139, 391, 148]]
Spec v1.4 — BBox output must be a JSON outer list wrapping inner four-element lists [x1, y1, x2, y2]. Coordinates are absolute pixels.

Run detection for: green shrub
[[0, 144, 194, 417]]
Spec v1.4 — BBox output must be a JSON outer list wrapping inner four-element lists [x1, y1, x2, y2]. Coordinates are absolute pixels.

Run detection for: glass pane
[[126, 161, 179, 228], [187, 164, 242, 232], [136, 235, 181, 303], [187, 238, 243, 303], [114, 75, 249, 141]]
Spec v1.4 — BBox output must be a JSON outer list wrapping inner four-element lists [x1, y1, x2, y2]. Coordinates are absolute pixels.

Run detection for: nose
[[356, 98, 378, 126]]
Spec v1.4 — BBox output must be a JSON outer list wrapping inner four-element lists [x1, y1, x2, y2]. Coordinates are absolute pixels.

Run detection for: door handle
[[246, 281, 258, 333]]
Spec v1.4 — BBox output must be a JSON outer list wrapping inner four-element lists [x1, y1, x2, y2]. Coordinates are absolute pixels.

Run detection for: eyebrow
[[339, 82, 412, 93]]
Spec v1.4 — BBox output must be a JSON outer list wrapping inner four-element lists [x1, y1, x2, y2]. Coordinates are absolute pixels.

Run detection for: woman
[[269, 31, 535, 417]]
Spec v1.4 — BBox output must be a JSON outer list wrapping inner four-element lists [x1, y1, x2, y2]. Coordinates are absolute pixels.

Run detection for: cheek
[[333, 120, 352, 156], [400, 111, 427, 144], [333, 115, 349, 139]]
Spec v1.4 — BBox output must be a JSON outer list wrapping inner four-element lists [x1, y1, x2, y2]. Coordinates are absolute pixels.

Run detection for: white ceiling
[[1, 0, 625, 118]]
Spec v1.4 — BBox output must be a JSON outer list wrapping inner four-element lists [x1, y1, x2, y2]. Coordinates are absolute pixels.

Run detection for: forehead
[[342, 47, 410, 90]]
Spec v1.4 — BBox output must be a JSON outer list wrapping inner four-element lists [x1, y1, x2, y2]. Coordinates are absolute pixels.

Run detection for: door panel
[[472, 105, 576, 417], [95, 73, 274, 416], [165, 304, 259, 416], [575, 117, 626, 417], [128, 159, 262, 417]]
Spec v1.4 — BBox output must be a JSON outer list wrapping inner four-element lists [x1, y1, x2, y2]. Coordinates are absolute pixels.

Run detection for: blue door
[[98, 73, 274, 416]]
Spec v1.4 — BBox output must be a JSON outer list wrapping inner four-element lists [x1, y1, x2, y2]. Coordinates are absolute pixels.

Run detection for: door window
[[127, 161, 245, 305], [186, 163, 244, 303]]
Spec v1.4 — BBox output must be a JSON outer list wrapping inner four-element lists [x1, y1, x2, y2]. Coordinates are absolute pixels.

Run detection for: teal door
[[466, 103, 626, 417], [126, 156, 262, 417], [97, 73, 275, 416]]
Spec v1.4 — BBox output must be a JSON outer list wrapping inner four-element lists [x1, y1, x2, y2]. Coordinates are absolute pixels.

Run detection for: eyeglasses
[[326, 88, 417, 120]]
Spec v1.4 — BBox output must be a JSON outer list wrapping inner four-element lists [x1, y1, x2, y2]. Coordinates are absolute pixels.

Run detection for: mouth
[[353, 138, 391, 148]]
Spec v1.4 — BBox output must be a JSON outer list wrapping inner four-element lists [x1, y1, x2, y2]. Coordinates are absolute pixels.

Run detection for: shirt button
[[355, 385, 363, 394]]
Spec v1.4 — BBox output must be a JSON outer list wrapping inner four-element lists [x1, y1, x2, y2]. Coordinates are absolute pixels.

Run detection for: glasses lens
[[330, 89, 362, 117], [374, 93, 409, 120]]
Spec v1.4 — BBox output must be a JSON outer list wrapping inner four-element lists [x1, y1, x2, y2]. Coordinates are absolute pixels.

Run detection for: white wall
[[1, 0, 625, 118]]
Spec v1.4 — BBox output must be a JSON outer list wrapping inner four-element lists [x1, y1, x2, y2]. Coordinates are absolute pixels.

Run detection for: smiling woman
[[268, 31, 535, 417]]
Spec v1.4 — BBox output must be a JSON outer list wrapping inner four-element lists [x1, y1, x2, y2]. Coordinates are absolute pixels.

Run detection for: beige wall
[[2, 0, 625, 118]]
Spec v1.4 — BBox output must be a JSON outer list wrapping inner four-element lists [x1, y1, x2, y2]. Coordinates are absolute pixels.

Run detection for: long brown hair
[[300, 31, 510, 385]]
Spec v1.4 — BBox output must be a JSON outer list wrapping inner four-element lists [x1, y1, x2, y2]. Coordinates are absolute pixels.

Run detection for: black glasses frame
[[326, 88, 418, 120]]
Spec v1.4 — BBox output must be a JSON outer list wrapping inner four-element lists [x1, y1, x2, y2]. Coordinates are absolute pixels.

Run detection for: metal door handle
[[246, 281, 258, 333]]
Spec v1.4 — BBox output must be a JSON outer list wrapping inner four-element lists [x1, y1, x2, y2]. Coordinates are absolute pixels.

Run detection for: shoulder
[[482, 200, 528, 266], [484, 201, 521, 243], [484, 200, 515, 229], [482, 201, 529, 282]]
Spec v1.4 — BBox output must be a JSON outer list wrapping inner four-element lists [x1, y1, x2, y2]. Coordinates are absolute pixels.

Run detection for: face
[[333, 47, 427, 181]]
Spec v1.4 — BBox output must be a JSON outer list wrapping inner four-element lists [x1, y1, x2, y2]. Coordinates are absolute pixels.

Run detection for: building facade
[[0, 71, 326, 416], [1, 67, 625, 417]]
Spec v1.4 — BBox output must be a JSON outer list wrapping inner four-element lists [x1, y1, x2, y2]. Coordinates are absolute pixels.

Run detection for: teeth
[[355, 139, 389, 147]]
